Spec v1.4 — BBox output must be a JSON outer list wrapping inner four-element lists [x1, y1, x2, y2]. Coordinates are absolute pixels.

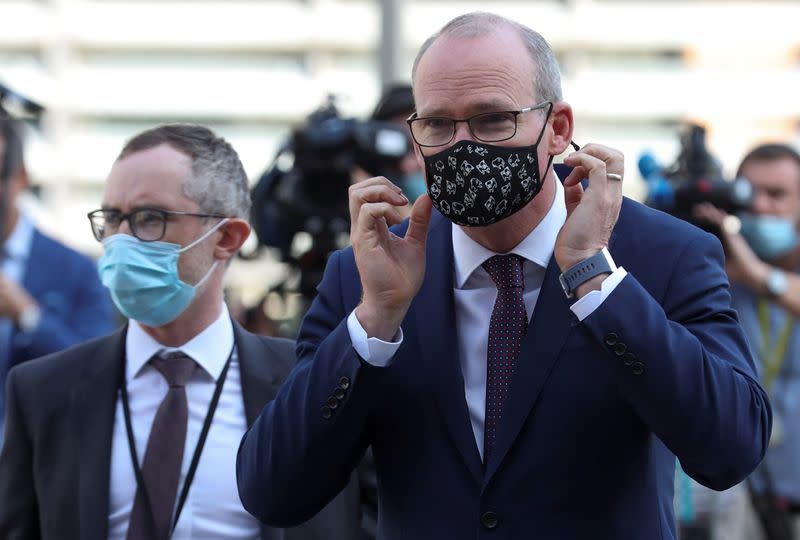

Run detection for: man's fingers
[[405, 194, 433, 246], [563, 181, 584, 214], [349, 179, 409, 223], [356, 202, 406, 235], [563, 144, 624, 189], [562, 164, 587, 188]]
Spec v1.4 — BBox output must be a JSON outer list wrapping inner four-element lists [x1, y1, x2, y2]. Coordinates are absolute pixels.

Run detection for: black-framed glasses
[[407, 101, 552, 148], [87, 207, 227, 242]]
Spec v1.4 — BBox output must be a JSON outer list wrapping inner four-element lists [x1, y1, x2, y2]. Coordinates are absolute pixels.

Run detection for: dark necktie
[[127, 351, 197, 540], [482, 254, 527, 462]]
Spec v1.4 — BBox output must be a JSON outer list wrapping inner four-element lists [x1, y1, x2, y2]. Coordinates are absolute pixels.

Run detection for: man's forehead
[[413, 29, 535, 113], [103, 145, 194, 208], [741, 161, 800, 198]]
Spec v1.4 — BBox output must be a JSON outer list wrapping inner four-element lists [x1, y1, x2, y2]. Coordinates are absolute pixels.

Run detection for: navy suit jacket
[[238, 196, 771, 540], [7, 228, 116, 368]]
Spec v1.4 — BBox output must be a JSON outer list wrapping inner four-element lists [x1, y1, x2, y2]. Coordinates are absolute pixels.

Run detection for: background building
[[2, 0, 799, 314]]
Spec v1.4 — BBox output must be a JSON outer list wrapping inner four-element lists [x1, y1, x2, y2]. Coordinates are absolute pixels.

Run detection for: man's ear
[[547, 101, 574, 156], [214, 218, 251, 261]]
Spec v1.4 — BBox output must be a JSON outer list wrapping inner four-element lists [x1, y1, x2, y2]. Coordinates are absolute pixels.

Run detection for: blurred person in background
[[0, 123, 360, 540], [696, 143, 800, 540], [369, 83, 426, 206], [0, 112, 115, 443]]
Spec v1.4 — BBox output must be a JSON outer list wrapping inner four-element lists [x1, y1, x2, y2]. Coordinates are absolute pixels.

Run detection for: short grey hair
[[412, 12, 563, 104], [118, 123, 251, 219]]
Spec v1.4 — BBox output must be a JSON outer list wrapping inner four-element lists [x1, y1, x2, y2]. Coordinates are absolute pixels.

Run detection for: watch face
[[722, 215, 742, 235], [767, 270, 788, 297]]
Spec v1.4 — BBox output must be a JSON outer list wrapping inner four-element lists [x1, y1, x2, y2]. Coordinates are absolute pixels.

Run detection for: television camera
[[640, 123, 753, 232], [249, 96, 412, 306]]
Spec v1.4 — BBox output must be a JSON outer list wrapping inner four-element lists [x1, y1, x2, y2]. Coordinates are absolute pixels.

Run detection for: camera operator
[[695, 143, 800, 540], [0, 110, 115, 443]]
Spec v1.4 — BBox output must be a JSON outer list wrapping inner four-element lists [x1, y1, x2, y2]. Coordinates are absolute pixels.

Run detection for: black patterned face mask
[[421, 120, 553, 227]]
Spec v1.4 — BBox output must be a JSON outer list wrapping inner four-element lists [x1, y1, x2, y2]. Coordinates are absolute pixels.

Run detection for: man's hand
[[555, 144, 624, 276], [349, 177, 433, 340], [693, 203, 769, 288], [0, 274, 38, 324]]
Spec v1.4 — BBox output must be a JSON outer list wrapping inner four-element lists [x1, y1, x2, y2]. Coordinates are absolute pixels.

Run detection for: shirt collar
[[452, 175, 566, 288], [3, 214, 34, 261], [125, 303, 234, 382]]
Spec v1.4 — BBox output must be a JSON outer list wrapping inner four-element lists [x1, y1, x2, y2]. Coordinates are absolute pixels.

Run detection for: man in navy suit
[[237, 12, 772, 539], [0, 113, 115, 438]]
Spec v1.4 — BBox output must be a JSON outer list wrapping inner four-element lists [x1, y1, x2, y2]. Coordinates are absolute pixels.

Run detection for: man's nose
[[752, 193, 773, 215], [452, 120, 475, 143], [117, 217, 134, 236]]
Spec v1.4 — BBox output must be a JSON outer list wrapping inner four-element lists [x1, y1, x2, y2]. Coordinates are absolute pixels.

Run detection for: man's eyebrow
[[417, 101, 519, 118]]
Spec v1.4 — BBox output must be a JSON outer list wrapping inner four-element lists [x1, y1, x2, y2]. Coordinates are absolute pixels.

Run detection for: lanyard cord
[[119, 343, 235, 537], [757, 298, 794, 393]]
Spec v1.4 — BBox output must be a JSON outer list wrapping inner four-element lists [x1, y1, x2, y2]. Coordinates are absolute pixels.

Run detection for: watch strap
[[558, 247, 617, 299]]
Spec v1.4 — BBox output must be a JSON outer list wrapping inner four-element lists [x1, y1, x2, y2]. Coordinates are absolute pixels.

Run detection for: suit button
[[622, 353, 636, 367], [334, 388, 345, 400], [613, 342, 627, 356], [480, 511, 498, 529], [631, 362, 645, 375], [339, 376, 351, 390], [604, 332, 619, 346], [321, 406, 332, 419], [327, 396, 339, 409]]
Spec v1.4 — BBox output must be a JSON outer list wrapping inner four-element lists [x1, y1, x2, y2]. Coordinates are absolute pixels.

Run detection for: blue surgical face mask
[[739, 214, 798, 261], [97, 219, 228, 326]]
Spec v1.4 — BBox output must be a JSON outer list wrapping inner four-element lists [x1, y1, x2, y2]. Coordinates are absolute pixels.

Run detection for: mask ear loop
[[177, 217, 230, 253], [181, 217, 231, 289]]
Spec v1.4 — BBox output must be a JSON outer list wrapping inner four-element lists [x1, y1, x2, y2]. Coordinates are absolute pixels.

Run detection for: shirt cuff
[[346, 309, 403, 367], [569, 267, 628, 321]]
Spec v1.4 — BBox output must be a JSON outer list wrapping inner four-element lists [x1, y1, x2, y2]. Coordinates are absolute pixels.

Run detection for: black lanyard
[[119, 343, 235, 537]]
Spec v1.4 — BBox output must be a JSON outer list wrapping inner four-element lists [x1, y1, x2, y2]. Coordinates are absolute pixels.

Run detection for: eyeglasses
[[87, 207, 226, 242], [407, 101, 552, 148]]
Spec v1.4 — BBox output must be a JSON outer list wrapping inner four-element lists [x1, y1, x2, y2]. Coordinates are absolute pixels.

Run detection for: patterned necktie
[[482, 254, 527, 463], [127, 351, 197, 540]]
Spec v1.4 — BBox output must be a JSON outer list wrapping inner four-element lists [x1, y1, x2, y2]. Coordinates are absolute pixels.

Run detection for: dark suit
[[0, 322, 361, 540], [238, 197, 772, 539], [5, 228, 116, 368]]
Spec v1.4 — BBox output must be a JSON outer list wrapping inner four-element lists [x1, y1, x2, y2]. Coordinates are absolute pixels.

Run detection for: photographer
[[695, 143, 800, 540], [368, 84, 425, 208]]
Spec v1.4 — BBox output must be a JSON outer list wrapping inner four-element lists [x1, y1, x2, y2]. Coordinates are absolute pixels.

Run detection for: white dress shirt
[[108, 305, 261, 539], [348, 177, 627, 458]]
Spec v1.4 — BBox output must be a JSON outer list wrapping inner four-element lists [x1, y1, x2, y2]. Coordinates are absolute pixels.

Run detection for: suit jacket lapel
[[234, 322, 285, 425], [410, 214, 484, 485], [71, 326, 126, 540]]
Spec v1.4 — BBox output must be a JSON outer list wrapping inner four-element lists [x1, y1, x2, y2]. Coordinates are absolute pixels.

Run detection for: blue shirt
[[731, 282, 800, 500]]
